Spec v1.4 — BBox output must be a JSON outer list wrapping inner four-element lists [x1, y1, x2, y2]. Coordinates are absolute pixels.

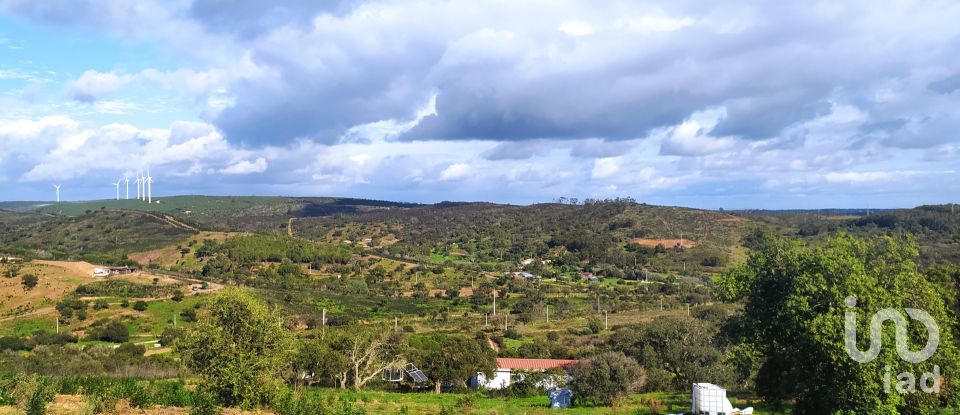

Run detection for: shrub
[[95, 321, 130, 343], [133, 301, 149, 311], [12, 374, 57, 415], [569, 352, 644, 406], [189, 386, 222, 415], [21, 274, 38, 290]]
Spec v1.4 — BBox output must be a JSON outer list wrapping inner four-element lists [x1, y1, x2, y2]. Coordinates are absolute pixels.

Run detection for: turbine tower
[[112, 180, 121, 200], [52, 184, 61, 203], [135, 173, 141, 200], [146, 169, 153, 204], [124, 176, 130, 200]]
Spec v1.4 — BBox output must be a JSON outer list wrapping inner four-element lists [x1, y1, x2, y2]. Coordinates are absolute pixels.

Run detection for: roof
[[495, 358, 579, 371]]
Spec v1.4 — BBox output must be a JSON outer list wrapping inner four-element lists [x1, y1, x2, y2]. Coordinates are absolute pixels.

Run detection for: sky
[[0, 0, 958, 209]]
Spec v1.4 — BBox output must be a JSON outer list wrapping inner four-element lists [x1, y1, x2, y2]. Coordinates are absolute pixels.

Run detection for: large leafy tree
[[410, 334, 496, 393], [718, 233, 960, 413], [178, 288, 293, 408], [606, 315, 734, 391]]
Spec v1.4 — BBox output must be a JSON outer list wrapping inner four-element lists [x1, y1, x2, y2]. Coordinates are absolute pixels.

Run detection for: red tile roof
[[495, 358, 579, 371]]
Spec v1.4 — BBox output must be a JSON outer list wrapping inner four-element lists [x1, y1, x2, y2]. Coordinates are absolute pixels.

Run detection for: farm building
[[0, 256, 22, 263], [504, 271, 540, 280], [470, 358, 578, 390], [91, 266, 136, 277]]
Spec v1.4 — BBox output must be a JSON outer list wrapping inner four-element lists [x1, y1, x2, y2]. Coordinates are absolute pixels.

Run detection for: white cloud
[[220, 157, 268, 174], [591, 157, 621, 179], [67, 70, 134, 102], [439, 162, 471, 181], [559, 20, 595, 36]]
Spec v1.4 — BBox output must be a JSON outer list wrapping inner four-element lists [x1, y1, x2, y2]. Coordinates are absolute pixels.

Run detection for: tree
[[178, 288, 293, 408], [606, 315, 733, 391], [21, 274, 38, 290], [171, 290, 184, 302], [132, 301, 149, 311], [293, 334, 351, 388], [568, 352, 644, 406], [411, 334, 496, 393], [96, 321, 130, 343], [717, 233, 960, 413], [334, 327, 404, 391]]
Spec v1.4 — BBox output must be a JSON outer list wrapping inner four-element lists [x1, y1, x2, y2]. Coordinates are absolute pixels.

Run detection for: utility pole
[[492, 290, 497, 316], [174, 312, 177, 328], [394, 316, 398, 331], [485, 313, 489, 327], [604, 311, 608, 330], [56, 317, 59, 334], [504, 315, 508, 331], [660, 296, 663, 312], [597, 293, 601, 314], [545, 305, 549, 323], [686, 303, 690, 317]]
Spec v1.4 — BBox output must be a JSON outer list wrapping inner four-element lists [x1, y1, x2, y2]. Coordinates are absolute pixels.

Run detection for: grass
[[304, 388, 783, 415]]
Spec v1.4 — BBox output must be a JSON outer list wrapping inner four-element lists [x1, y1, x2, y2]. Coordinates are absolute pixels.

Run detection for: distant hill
[[0, 209, 193, 258]]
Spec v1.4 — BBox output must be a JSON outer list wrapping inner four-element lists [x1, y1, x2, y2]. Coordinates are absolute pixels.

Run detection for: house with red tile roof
[[470, 358, 579, 390]]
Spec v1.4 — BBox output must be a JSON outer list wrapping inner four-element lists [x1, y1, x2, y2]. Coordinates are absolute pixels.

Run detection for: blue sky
[[0, 0, 958, 208]]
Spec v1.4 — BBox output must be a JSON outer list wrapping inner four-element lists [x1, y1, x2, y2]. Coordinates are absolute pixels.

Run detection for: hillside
[[32, 196, 421, 231], [0, 209, 193, 258]]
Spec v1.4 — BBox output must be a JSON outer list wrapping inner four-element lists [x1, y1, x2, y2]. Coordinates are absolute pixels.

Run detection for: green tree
[[132, 301, 149, 311], [605, 315, 733, 391], [178, 288, 293, 408], [411, 334, 496, 393], [21, 274, 38, 290], [568, 351, 644, 406], [717, 233, 960, 413]]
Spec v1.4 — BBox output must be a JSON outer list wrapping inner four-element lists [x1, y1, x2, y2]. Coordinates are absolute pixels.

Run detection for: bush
[[21, 274, 38, 290], [133, 301, 149, 311], [95, 321, 130, 343], [189, 386, 222, 415], [12, 374, 57, 415], [569, 352, 644, 406]]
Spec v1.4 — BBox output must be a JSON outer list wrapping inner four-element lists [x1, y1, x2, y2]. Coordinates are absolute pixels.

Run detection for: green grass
[[0, 316, 55, 336], [305, 389, 784, 414]]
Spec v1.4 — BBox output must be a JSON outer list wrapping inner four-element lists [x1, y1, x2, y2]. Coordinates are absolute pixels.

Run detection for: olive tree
[[178, 288, 292, 408]]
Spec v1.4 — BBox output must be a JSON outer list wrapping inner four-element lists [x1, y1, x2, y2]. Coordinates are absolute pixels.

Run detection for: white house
[[92, 268, 111, 277], [471, 358, 578, 390]]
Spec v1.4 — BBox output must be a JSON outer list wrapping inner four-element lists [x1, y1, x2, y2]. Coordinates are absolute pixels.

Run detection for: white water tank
[[692, 383, 734, 415]]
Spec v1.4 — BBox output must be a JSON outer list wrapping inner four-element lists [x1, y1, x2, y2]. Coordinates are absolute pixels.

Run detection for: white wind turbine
[[124, 175, 130, 200], [52, 184, 61, 203], [112, 179, 121, 200], [146, 168, 153, 204]]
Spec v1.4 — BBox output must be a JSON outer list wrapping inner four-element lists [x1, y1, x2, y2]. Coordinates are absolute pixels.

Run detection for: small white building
[[471, 358, 578, 390], [92, 268, 111, 277]]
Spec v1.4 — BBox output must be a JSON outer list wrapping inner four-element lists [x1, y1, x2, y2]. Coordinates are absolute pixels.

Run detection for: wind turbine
[[135, 173, 141, 200], [52, 184, 61, 203], [112, 180, 121, 200], [146, 168, 153, 204], [124, 176, 130, 200]]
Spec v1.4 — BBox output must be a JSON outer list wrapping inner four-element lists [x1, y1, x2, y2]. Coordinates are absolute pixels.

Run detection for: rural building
[[580, 271, 598, 281], [0, 256, 22, 263], [107, 266, 135, 275], [505, 271, 540, 280], [91, 266, 136, 277], [470, 358, 578, 390]]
